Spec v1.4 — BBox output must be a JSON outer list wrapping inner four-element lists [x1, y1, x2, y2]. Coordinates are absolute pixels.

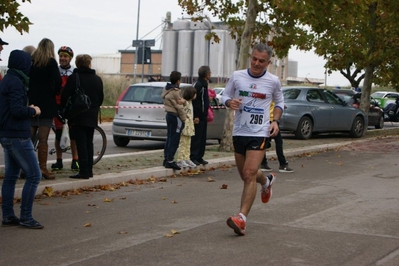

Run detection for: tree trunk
[[218, 0, 257, 152], [360, 65, 374, 115]]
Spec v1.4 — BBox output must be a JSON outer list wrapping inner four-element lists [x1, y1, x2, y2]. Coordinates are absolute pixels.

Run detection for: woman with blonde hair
[[28, 38, 62, 179]]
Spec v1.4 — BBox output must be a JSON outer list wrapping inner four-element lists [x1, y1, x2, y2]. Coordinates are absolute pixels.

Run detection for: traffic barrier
[[100, 105, 226, 109]]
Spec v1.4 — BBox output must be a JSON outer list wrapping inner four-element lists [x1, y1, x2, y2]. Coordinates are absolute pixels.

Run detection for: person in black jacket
[[190, 65, 211, 165], [28, 38, 62, 180], [61, 54, 104, 179], [0, 50, 44, 229]]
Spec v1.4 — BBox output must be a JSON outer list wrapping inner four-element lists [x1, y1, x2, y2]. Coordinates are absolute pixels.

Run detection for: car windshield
[[283, 89, 301, 99], [122, 86, 164, 104], [371, 92, 385, 98], [324, 90, 344, 105], [213, 88, 224, 94]]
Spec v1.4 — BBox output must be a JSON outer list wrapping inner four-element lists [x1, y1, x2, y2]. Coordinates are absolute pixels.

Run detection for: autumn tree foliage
[[0, 0, 32, 34], [178, 0, 399, 115], [271, 0, 399, 112]]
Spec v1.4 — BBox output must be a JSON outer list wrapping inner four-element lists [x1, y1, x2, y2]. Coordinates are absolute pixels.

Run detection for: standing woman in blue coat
[[28, 38, 62, 179], [0, 50, 44, 229]]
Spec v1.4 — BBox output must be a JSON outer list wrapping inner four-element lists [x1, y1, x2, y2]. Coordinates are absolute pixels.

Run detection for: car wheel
[[375, 115, 384, 129], [294, 116, 313, 140], [113, 136, 130, 147], [349, 116, 365, 138]]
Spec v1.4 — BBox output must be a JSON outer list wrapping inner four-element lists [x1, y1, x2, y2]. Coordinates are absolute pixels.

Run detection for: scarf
[[11, 69, 30, 91]]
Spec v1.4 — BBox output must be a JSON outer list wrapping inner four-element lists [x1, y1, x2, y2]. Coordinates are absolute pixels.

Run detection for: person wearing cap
[[0, 38, 9, 81], [51, 46, 79, 171], [28, 38, 62, 180]]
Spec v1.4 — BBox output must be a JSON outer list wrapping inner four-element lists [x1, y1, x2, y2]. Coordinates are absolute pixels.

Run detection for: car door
[[323, 90, 354, 130], [306, 89, 332, 131]]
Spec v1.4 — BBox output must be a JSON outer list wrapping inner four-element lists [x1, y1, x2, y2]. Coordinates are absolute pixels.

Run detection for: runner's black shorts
[[233, 136, 270, 155]]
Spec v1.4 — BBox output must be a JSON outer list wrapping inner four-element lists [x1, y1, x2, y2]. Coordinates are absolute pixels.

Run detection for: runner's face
[[59, 54, 71, 67], [249, 49, 270, 77]]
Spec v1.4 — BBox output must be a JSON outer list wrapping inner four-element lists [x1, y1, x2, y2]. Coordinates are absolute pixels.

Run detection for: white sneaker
[[186, 160, 197, 168], [179, 160, 190, 168]]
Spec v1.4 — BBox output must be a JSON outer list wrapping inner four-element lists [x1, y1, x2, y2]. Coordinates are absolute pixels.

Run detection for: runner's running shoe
[[261, 173, 276, 203], [226, 214, 246, 236]]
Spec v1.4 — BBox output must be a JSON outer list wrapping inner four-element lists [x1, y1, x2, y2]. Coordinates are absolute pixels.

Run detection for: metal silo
[[209, 29, 226, 82], [161, 30, 178, 78], [192, 30, 210, 78], [224, 32, 238, 80], [176, 30, 194, 82], [173, 19, 191, 30]]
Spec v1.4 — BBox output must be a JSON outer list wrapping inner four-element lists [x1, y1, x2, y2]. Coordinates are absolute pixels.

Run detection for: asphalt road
[[1, 135, 399, 265]]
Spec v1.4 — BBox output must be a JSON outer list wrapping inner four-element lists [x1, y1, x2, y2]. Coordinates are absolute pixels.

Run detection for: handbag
[[59, 122, 70, 150], [63, 73, 91, 119]]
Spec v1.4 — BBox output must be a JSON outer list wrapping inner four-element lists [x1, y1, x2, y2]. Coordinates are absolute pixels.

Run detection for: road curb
[[11, 137, 374, 198]]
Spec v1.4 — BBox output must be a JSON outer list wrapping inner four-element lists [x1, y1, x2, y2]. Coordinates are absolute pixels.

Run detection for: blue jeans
[[0, 137, 41, 221], [164, 113, 184, 161]]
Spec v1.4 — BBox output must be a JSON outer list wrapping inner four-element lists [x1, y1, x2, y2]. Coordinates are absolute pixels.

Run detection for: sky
[[0, 0, 350, 87]]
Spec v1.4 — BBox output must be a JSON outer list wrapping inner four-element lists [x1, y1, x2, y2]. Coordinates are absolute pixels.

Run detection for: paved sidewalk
[[9, 130, 398, 198]]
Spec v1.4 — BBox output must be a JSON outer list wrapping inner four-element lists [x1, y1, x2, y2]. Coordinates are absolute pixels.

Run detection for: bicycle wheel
[[93, 126, 107, 165]]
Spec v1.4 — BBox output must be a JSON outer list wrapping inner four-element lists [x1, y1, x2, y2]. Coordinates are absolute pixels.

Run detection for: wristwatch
[[272, 120, 280, 125]]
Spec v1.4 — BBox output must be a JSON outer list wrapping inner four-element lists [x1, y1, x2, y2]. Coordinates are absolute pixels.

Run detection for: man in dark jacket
[[0, 50, 44, 229], [190, 65, 211, 165]]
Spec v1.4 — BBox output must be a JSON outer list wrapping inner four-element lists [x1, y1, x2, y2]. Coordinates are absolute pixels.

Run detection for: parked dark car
[[112, 82, 226, 147], [332, 89, 384, 129], [280, 87, 368, 139]]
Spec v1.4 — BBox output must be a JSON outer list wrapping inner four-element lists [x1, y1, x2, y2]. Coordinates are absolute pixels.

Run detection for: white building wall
[[92, 53, 121, 74]]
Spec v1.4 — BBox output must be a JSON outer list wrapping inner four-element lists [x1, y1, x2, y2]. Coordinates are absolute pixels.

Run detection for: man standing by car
[[190, 65, 211, 165], [260, 102, 293, 173], [51, 46, 79, 171], [221, 43, 284, 236]]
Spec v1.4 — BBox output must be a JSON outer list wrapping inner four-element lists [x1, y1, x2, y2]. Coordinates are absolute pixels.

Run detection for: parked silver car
[[280, 87, 368, 139], [112, 82, 226, 147]]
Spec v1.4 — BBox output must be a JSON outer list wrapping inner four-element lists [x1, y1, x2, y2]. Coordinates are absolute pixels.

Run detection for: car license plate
[[126, 130, 151, 137]]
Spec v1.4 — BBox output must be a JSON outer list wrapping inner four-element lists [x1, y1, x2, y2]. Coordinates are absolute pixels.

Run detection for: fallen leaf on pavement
[[207, 177, 215, 182], [103, 198, 114, 202], [83, 223, 92, 227], [171, 229, 180, 234], [220, 184, 228, 189]]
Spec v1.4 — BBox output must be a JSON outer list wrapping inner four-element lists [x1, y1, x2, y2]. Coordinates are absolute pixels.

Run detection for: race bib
[[240, 106, 265, 132]]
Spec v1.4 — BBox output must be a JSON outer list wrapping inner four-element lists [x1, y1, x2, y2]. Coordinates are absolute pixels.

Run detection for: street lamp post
[[133, 0, 141, 83]]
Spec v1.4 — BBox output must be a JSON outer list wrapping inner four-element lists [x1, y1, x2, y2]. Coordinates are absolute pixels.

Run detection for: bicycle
[[48, 125, 107, 165], [33, 116, 107, 165]]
